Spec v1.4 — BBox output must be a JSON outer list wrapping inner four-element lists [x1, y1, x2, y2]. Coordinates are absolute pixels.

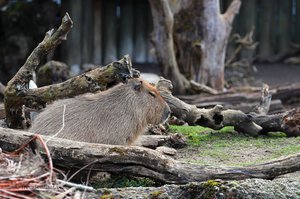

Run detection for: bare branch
[[222, 0, 242, 25]]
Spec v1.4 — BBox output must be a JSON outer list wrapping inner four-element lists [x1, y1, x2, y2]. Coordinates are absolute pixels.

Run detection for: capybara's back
[[30, 78, 170, 145]]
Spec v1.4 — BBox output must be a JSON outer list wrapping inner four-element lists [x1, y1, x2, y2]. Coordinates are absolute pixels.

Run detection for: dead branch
[[1, 127, 300, 184], [225, 26, 258, 66], [253, 83, 271, 115], [4, 13, 138, 129], [222, 0, 241, 24], [157, 78, 300, 137]]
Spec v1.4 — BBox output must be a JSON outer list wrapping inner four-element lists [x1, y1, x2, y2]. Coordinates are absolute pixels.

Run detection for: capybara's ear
[[133, 80, 143, 91]]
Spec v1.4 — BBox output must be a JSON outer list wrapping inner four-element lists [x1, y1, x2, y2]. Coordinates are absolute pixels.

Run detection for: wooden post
[[103, 0, 117, 64], [278, 0, 292, 53], [82, 0, 94, 64], [93, 0, 102, 65], [133, 0, 147, 63], [239, 0, 256, 60], [120, 0, 134, 58], [258, 0, 275, 60], [296, 1, 300, 44], [61, 0, 82, 69], [146, 1, 156, 63]]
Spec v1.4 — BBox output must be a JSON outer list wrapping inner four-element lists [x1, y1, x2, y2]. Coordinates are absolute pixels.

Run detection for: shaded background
[[0, 0, 300, 85]]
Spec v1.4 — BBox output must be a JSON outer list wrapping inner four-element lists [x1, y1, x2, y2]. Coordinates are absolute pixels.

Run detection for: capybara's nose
[[161, 105, 171, 123]]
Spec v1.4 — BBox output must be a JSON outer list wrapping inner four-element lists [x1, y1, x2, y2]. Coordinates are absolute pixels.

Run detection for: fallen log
[[135, 134, 187, 149], [0, 127, 300, 184], [157, 78, 300, 137]]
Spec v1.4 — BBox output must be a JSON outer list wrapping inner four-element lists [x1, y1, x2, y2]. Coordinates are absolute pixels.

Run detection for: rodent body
[[30, 78, 170, 145]]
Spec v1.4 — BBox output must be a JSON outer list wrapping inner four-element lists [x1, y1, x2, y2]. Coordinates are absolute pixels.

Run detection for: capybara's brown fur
[[30, 78, 171, 145]]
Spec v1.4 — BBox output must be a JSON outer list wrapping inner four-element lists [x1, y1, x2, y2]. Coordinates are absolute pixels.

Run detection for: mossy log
[[0, 127, 300, 184], [157, 78, 300, 137], [4, 13, 138, 129]]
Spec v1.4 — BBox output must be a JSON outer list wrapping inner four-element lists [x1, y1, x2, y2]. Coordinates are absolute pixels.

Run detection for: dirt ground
[[254, 64, 300, 87], [173, 63, 300, 167]]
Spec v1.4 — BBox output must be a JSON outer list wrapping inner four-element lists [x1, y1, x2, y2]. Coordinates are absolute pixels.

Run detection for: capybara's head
[[125, 78, 171, 125]]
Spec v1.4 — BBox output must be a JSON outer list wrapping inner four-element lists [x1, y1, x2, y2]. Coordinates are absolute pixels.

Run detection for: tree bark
[[149, 0, 241, 93], [1, 127, 300, 184]]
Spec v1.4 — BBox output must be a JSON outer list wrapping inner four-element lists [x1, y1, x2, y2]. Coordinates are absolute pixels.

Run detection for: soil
[[173, 63, 300, 168], [254, 64, 300, 87]]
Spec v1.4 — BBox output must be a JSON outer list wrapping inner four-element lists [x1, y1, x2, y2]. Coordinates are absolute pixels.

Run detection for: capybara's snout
[[161, 104, 171, 123]]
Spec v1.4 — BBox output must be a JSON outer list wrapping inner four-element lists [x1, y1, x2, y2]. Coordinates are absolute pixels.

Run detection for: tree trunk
[[149, 0, 241, 93], [148, 0, 189, 94]]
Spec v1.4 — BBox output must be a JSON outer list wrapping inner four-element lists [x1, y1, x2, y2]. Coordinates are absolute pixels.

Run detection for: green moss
[[108, 147, 127, 155], [92, 175, 159, 189], [169, 125, 235, 146], [203, 180, 221, 187], [170, 125, 300, 166], [149, 190, 163, 199], [100, 190, 114, 199], [100, 194, 114, 199]]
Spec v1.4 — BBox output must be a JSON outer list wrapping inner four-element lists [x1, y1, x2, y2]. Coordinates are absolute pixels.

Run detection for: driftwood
[[157, 78, 300, 137], [4, 13, 138, 129], [135, 134, 187, 149], [0, 127, 300, 184]]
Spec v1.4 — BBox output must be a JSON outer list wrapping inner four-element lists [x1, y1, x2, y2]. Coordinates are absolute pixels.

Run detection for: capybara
[[30, 78, 171, 145]]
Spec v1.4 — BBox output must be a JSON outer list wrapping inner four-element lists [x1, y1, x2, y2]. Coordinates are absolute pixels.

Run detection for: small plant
[[92, 175, 161, 188]]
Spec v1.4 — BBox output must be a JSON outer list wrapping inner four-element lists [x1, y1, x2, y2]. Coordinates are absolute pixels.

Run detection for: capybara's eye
[[148, 91, 156, 98]]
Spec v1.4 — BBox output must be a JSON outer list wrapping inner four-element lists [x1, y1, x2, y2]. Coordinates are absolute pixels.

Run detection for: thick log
[[0, 127, 300, 184], [157, 78, 300, 137], [135, 134, 187, 149]]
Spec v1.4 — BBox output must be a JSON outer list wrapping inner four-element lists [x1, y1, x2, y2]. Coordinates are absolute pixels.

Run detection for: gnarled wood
[[157, 78, 300, 137], [0, 127, 300, 184], [4, 13, 138, 129]]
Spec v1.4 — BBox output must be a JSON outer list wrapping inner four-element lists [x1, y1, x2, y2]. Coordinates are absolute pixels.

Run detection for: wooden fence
[[60, 0, 300, 68]]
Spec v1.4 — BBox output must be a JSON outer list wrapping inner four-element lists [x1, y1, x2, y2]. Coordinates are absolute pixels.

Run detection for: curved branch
[[222, 0, 242, 25]]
